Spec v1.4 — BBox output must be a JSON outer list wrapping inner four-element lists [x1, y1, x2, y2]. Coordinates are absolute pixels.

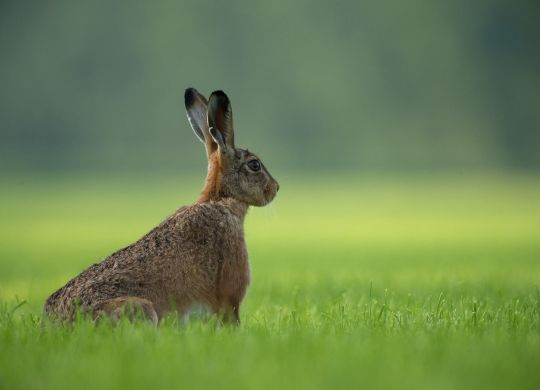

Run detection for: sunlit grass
[[1, 174, 539, 389]]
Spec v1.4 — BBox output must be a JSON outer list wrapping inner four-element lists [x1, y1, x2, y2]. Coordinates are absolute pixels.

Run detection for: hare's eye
[[247, 159, 261, 172]]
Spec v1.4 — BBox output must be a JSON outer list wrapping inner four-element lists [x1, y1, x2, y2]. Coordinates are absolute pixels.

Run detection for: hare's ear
[[207, 90, 235, 151], [185, 88, 218, 156], [184, 88, 209, 143]]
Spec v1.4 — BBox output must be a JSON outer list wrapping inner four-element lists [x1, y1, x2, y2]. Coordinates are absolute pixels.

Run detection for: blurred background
[[1, 0, 539, 175]]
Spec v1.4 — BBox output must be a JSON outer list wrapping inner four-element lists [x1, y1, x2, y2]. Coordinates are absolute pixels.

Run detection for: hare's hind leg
[[93, 297, 158, 325]]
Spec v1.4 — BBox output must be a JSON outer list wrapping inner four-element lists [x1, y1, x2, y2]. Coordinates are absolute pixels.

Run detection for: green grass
[[1, 174, 540, 389]]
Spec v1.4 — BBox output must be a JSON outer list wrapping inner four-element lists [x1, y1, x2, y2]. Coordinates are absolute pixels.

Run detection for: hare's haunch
[[44, 89, 279, 324]]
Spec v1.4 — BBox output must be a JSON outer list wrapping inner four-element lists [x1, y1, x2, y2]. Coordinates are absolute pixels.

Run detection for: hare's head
[[184, 88, 279, 206]]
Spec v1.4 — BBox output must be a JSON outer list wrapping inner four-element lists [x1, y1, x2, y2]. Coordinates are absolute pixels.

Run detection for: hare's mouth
[[262, 183, 278, 205]]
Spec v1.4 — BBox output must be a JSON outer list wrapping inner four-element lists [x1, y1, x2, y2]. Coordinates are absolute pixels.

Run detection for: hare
[[44, 88, 279, 325]]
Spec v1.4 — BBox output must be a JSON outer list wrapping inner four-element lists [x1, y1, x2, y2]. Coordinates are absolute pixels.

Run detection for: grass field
[[1, 174, 539, 389]]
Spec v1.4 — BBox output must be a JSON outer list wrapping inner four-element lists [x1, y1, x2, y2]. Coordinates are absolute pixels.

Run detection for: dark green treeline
[[1, 0, 539, 173]]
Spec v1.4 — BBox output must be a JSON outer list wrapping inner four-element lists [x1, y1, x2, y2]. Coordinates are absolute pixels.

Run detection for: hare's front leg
[[215, 295, 242, 325], [93, 296, 159, 325], [223, 303, 240, 325]]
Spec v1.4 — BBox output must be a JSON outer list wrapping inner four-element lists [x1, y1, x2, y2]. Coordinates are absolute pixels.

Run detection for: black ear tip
[[209, 90, 230, 106], [184, 88, 197, 107], [210, 90, 228, 99]]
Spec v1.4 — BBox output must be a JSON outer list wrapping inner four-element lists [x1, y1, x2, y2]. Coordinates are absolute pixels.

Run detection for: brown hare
[[44, 88, 279, 325]]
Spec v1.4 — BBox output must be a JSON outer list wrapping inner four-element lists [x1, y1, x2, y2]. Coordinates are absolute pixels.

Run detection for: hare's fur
[[44, 89, 278, 324]]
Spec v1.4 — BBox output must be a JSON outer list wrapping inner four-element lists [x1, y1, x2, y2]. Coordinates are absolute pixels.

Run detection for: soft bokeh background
[[1, 0, 539, 174], [1, 2, 540, 390]]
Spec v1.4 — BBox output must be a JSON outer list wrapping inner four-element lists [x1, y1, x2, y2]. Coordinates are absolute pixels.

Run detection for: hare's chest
[[218, 238, 250, 303], [216, 218, 250, 300]]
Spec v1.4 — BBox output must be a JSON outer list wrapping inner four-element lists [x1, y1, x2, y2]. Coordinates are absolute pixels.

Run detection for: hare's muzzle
[[263, 180, 279, 205]]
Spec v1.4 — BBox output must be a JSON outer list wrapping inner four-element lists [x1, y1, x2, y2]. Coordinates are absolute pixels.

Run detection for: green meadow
[[1, 174, 539, 389]]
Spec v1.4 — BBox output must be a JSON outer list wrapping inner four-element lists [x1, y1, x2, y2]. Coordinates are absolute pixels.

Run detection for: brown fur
[[43, 89, 279, 324], [200, 153, 222, 202]]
